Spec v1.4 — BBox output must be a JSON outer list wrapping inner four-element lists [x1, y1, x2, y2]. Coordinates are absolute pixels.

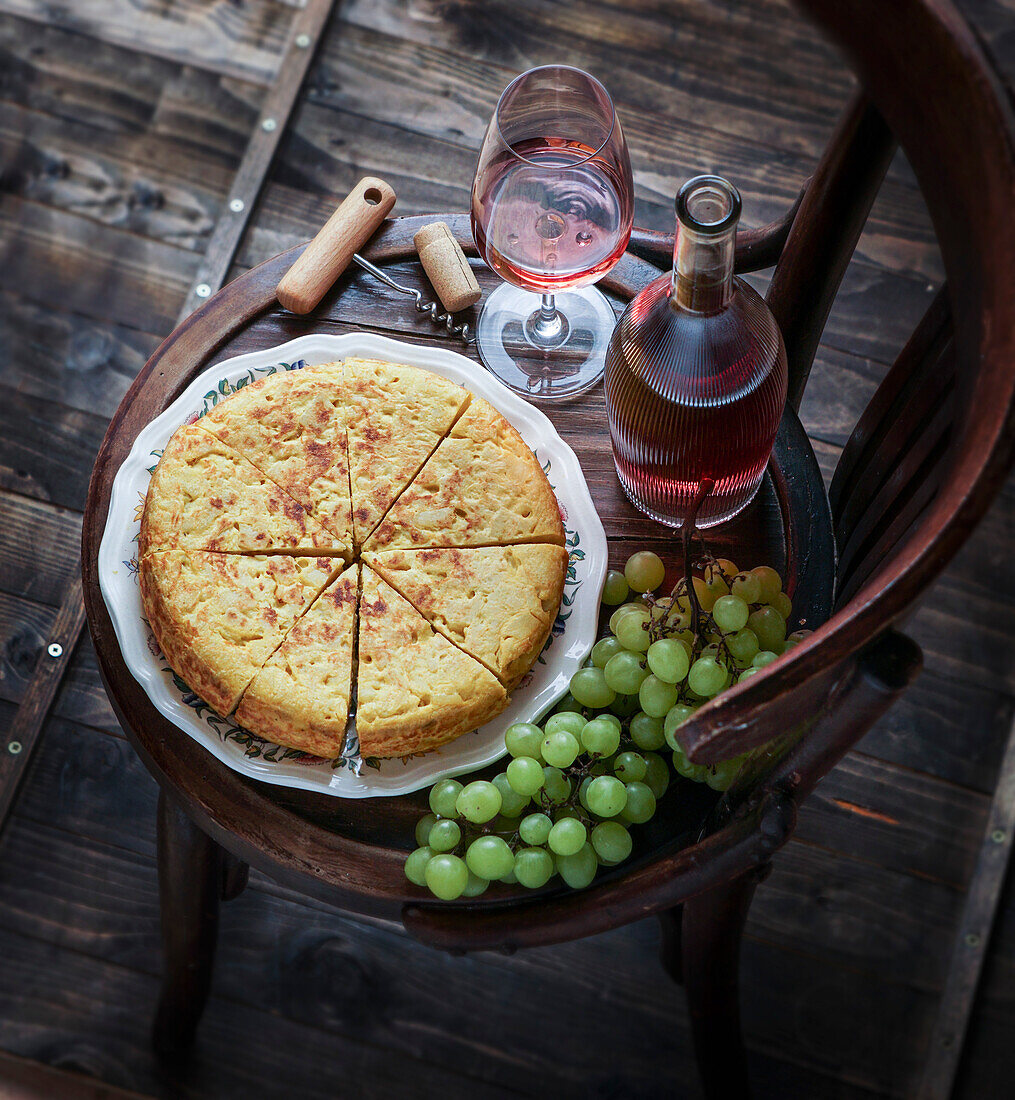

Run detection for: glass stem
[[528, 293, 567, 348]]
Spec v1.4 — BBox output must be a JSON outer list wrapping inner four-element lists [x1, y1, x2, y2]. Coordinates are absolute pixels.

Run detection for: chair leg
[[680, 871, 761, 1100], [152, 790, 244, 1057]]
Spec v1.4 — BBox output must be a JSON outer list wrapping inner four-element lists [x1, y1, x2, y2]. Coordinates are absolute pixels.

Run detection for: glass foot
[[475, 283, 618, 401]]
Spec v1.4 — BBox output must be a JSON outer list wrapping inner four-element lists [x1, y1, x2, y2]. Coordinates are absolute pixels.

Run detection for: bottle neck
[[671, 223, 736, 313], [669, 175, 741, 314]]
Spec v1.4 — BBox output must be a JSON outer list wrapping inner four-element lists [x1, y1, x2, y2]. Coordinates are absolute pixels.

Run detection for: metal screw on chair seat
[[47, 642, 63, 658], [7, 742, 21, 755]]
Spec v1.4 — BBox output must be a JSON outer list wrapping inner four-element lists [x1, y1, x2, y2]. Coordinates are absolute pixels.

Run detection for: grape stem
[[681, 478, 714, 640]]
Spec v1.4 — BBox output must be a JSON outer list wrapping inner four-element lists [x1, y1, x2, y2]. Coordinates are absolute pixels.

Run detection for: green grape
[[748, 606, 786, 652], [656, 604, 691, 633], [465, 836, 515, 880], [492, 772, 530, 817], [455, 780, 502, 824], [429, 779, 463, 819], [712, 594, 750, 633], [404, 846, 433, 887], [738, 666, 759, 682], [542, 730, 581, 768], [499, 869, 518, 885], [787, 629, 812, 644], [591, 820, 633, 864], [646, 638, 690, 684], [424, 853, 469, 900], [544, 711, 586, 738], [428, 818, 461, 853], [604, 651, 650, 695], [519, 812, 553, 845], [752, 650, 779, 669], [488, 813, 519, 837], [586, 775, 628, 817], [415, 813, 437, 847], [728, 627, 759, 666], [688, 656, 726, 698], [610, 693, 641, 718], [598, 712, 622, 734], [505, 721, 544, 759], [570, 667, 617, 709], [462, 871, 489, 897], [714, 558, 739, 580], [601, 569, 630, 606], [556, 842, 599, 889], [696, 572, 730, 610], [609, 601, 646, 635], [548, 817, 587, 856], [620, 781, 657, 824], [705, 758, 741, 792], [772, 591, 792, 619], [730, 571, 762, 604], [581, 716, 622, 757], [614, 751, 647, 783], [629, 712, 666, 751], [578, 775, 595, 811], [591, 635, 624, 669], [664, 704, 697, 749], [750, 565, 782, 603], [506, 756, 545, 797], [553, 693, 580, 714], [643, 752, 670, 799], [614, 608, 652, 652], [582, 655, 595, 668], [625, 550, 666, 593], [639, 674, 679, 718], [542, 766, 572, 804], [514, 847, 554, 889]]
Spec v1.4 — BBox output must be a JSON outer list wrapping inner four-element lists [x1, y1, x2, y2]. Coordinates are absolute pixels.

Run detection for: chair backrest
[[673, 0, 1015, 777]]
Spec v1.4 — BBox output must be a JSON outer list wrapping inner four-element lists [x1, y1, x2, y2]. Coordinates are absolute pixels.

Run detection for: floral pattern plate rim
[[98, 333, 608, 798]]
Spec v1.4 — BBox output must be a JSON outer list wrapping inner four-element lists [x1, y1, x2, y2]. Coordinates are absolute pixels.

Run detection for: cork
[[413, 222, 482, 314], [277, 177, 396, 314]]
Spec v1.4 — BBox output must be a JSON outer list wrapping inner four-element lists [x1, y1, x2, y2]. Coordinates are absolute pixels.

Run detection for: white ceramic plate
[[99, 333, 607, 798]]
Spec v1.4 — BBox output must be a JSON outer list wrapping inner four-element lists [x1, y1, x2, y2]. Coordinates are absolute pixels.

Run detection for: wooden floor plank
[[0, 1, 297, 87]]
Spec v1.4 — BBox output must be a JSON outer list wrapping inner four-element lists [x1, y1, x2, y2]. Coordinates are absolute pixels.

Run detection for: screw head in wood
[[992, 828, 1006, 843], [965, 933, 981, 948], [229, 198, 245, 213], [261, 118, 277, 132], [295, 33, 311, 47], [7, 742, 21, 755], [47, 642, 62, 658], [195, 284, 212, 298]]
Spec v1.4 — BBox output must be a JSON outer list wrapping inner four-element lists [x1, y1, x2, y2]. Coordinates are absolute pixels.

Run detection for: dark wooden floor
[[1, 0, 1014, 1096]]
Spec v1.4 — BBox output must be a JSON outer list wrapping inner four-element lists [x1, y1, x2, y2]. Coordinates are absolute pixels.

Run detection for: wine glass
[[471, 66, 634, 400]]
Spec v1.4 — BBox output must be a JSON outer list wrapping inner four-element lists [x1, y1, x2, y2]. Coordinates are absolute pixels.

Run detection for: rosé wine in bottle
[[604, 175, 788, 528]]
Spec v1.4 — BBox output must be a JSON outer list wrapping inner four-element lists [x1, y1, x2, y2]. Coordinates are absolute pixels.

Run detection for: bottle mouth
[[675, 175, 742, 236]]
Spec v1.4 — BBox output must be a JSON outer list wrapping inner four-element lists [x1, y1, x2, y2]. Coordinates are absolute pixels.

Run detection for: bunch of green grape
[[405, 550, 807, 901]]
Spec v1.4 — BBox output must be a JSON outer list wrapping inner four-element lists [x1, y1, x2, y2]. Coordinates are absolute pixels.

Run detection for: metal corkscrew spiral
[[353, 255, 472, 345]]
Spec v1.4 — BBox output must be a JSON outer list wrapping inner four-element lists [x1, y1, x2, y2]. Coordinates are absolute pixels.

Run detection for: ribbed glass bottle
[[604, 175, 787, 528]]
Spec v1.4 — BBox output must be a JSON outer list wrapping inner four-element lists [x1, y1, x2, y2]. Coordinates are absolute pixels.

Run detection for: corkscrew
[[351, 254, 473, 345], [276, 179, 481, 345]]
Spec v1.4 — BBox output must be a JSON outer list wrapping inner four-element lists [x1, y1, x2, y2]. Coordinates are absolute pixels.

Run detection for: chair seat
[[81, 224, 834, 922]]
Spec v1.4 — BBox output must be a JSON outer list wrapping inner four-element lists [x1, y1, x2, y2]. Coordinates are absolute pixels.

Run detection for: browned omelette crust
[[235, 564, 359, 757], [140, 421, 344, 557], [343, 358, 471, 547], [199, 362, 353, 550], [139, 550, 338, 717], [365, 545, 568, 689], [363, 396, 565, 552], [355, 566, 508, 759]]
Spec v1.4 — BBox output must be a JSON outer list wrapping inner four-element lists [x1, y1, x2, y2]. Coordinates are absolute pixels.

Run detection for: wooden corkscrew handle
[[276, 176, 396, 314]]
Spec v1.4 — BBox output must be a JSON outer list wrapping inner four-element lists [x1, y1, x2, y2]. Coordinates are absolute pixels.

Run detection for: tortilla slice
[[140, 422, 345, 557], [139, 550, 338, 717], [365, 545, 568, 688], [235, 563, 359, 757], [363, 396, 565, 553], [199, 362, 353, 549], [356, 565, 507, 758], [343, 357, 471, 547]]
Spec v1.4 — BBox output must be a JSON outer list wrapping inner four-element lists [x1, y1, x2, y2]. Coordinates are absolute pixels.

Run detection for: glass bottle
[[603, 175, 788, 528]]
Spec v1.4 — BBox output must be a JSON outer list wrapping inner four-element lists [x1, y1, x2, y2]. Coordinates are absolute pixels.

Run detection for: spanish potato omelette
[[138, 360, 566, 761]]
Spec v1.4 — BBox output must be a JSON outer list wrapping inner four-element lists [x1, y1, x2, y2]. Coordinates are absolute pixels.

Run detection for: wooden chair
[[79, 0, 1015, 1095]]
